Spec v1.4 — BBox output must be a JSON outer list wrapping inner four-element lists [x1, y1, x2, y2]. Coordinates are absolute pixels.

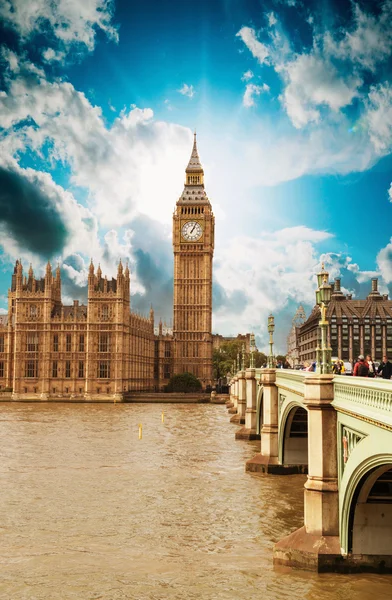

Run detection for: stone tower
[[172, 133, 215, 386]]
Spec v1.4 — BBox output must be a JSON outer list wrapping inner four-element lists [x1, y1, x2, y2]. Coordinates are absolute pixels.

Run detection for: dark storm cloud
[[0, 166, 68, 255], [213, 281, 249, 313], [132, 248, 174, 320]]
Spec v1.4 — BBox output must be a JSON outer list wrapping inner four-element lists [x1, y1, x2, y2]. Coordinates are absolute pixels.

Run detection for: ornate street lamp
[[249, 333, 256, 368], [267, 314, 275, 368], [315, 264, 332, 374]]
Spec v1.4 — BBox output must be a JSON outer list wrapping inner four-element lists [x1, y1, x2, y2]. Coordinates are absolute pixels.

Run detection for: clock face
[[181, 220, 203, 241]]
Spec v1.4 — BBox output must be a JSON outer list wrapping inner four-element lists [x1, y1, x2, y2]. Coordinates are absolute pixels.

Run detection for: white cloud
[[0, 61, 192, 227], [243, 82, 270, 108], [237, 2, 392, 131], [363, 83, 392, 153], [0, 0, 118, 52], [280, 54, 362, 128], [213, 226, 333, 342], [241, 70, 254, 81], [177, 83, 195, 98], [42, 48, 66, 63], [236, 27, 269, 64], [267, 13, 277, 26], [377, 239, 392, 284], [323, 3, 392, 72]]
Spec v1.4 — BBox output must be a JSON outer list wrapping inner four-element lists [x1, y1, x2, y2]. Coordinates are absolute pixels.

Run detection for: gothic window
[[78, 361, 84, 378], [0, 361, 3, 378], [66, 334, 72, 352], [0, 334, 4, 353], [99, 333, 110, 353], [53, 334, 59, 352], [98, 361, 110, 378], [25, 360, 38, 378], [79, 334, 85, 352], [164, 342, 171, 358], [101, 305, 109, 320], [164, 364, 170, 379], [65, 361, 71, 378], [52, 361, 58, 378], [30, 305, 37, 318], [26, 333, 38, 352]]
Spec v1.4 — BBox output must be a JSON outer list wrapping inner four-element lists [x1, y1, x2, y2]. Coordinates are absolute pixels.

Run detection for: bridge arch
[[256, 385, 263, 435], [340, 454, 392, 556], [278, 401, 308, 466]]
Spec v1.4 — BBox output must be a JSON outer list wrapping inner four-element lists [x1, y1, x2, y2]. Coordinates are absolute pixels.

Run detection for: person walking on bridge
[[366, 354, 376, 378], [377, 355, 392, 379], [353, 355, 369, 377]]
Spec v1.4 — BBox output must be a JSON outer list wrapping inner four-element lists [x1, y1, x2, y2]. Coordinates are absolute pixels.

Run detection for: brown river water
[[0, 402, 391, 599]]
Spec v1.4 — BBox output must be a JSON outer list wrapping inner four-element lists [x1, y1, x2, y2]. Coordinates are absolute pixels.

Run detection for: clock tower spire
[[172, 133, 214, 386]]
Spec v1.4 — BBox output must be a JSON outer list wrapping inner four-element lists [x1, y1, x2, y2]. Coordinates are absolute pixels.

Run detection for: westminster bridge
[[228, 367, 392, 572]]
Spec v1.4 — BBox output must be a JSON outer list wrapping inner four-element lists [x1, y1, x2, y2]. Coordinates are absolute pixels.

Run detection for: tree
[[276, 354, 288, 364], [165, 372, 202, 393], [213, 341, 268, 378]]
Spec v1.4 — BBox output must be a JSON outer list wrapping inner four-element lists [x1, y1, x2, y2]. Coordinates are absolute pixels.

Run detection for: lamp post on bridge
[[241, 344, 246, 371], [315, 263, 332, 374], [249, 333, 256, 368], [267, 314, 275, 369]]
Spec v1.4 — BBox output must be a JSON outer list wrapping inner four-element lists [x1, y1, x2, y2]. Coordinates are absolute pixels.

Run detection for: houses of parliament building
[[0, 135, 215, 400]]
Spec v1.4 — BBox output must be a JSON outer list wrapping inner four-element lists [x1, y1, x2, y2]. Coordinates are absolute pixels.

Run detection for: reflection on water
[[0, 403, 390, 599]]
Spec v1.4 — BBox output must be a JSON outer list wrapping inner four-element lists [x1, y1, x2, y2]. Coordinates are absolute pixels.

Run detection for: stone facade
[[0, 135, 215, 399], [286, 305, 306, 367], [0, 260, 154, 400], [298, 277, 392, 365]]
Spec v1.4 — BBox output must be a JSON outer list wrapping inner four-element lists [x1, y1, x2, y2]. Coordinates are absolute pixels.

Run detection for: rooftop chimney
[[73, 300, 79, 307], [369, 277, 380, 297], [331, 276, 344, 297]]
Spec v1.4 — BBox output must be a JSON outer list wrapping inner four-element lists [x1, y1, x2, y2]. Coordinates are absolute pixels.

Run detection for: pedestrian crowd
[[352, 354, 392, 379], [298, 355, 392, 379]]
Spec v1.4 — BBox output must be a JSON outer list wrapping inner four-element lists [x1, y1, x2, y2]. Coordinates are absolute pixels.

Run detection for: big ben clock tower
[[173, 133, 214, 386]]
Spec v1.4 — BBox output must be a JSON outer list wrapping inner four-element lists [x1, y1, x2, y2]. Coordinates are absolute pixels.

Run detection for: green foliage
[[165, 372, 202, 393], [276, 355, 287, 364], [213, 340, 267, 378]]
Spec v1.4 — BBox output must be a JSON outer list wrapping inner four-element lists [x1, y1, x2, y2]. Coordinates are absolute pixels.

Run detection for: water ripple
[[0, 402, 390, 599]]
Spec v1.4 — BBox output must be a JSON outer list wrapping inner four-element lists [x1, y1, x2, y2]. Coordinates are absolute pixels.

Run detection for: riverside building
[[0, 135, 214, 400], [298, 277, 392, 365]]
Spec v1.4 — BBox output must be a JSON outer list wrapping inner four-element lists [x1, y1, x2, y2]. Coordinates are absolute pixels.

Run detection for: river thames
[[0, 402, 391, 599]]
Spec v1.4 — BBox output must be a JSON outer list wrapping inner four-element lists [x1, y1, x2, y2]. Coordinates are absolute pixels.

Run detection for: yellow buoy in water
[[138, 423, 142, 440]]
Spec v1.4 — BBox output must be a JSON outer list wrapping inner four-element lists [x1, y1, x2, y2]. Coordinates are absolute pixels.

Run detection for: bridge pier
[[236, 368, 260, 440], [230, 370, 245, 424], [246, 369, 282, 472], [274, 375, 341, 571], [226, 379, 234, 408], [227, 376, 238, 414]]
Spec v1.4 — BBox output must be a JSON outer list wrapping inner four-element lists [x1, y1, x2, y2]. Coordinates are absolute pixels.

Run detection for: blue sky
[[0, 0, 392, 351]]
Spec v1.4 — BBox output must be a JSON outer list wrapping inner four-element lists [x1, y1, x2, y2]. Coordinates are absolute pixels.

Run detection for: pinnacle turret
[[186, 132, 203, 172]]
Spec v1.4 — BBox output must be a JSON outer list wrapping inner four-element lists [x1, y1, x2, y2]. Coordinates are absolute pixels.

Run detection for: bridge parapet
[[333, 376, 392, 429]]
